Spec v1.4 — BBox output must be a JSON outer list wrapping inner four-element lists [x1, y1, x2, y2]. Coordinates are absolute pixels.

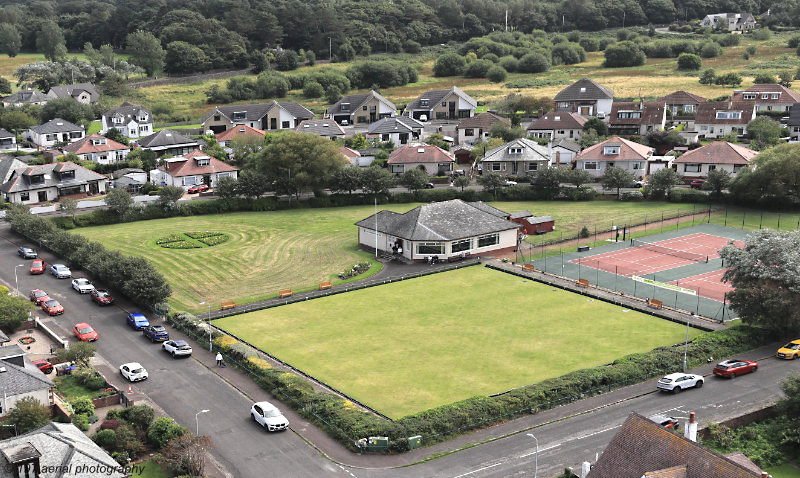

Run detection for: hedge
[[669, 188, 708, 203]]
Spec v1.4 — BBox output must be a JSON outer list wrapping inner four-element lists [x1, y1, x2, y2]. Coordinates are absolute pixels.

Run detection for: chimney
[[581, 461, 591, 478], [684, 411, 697, 442]]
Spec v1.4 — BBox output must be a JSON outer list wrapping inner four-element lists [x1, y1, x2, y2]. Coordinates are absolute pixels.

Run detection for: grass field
[[766, 464, 800, 478], [215, 266, 701, 418], [74, 200, 701, 312]]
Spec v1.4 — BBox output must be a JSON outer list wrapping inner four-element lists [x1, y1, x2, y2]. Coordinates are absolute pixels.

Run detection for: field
[[215, 266, 701, 418], [73, 200, 699, 313]]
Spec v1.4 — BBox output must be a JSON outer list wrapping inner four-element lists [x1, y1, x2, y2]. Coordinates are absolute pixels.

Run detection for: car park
[[713, 359, 757, 378], [71, 278, 95, 294], [29, 289, 50, 305], [126, 313, 150, 330], [690, 180, 706, 190], [657, 373, 703, 393], [33, 359, 53, 374], [142, 325, 169, 342], [17, 246, 37, 259], [648, 413, 680, 430], [119, 362, 148, 382], [776, 339, 800, 360], [29, 259, 45, 275], [250, 401, 289, 432], [187, 184, 209, 194], [163, 340, 193, 357], [49, 264, 71, 279], [73, 323, 98, 342], [41, 299, 64, 316], [90, 288, 114, 305]]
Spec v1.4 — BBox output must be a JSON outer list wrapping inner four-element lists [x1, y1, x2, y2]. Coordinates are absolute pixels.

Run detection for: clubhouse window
[[477, 233, 499, 248], [417, 242, 444, 255], [451, 239, 472, 253]]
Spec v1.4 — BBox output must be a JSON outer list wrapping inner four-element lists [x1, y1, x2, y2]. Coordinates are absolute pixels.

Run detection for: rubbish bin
[[367, 436, 389, 452], [408, 435, 422, 449]]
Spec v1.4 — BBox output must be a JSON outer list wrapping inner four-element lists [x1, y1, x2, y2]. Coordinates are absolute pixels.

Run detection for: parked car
[[657, 373, 703, 393], [187, 184, 209, 194], [41, 299, 64, 316], [504, 180, 517, 186], [633, 179, 646, 188], [126, 313, 150, 330], [29, 259, 45, 275], [648, 413, 680, 430], [73, 322, 98, 342], [250, 401, 289, 432], [142, 325, 169, 342], [119, 362, 148, 382], [33, 359, 53, 374], [49, 264, 71, 279], [713, 359, 757, 378], [71, 278, 94, 294], [29, 289, 50, 305], [17, 246, 37, 259], [90, 288, 114, 305], [690, 180, 706, 190], [423, 182, 435, 189], [163, 340, 193, 358], [776, 339, 800, 360]]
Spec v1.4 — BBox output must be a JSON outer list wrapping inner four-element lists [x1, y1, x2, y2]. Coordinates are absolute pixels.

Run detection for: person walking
[[215, 352, 223, 367]]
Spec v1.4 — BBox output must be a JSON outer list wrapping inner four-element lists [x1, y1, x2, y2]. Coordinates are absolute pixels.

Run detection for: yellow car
[[776, 339, 800, 360]]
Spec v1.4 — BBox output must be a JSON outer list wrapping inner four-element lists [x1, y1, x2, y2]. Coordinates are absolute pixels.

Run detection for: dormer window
[[341, 103, 350, 111], [508, 147, 523, 155], [761, 93, 770, 99], [232, 111, 246, 121], [716, 111, 742, 119], [420, 99, 429, 107], [417, 147, 425, 153], [554, 116, 560, 121], [91, 138, 107, 145], [603, 146, 620, 155], [771, 93, 780, 99], [60, 170, 75, 180], [617, 111, 641, 119], [743, 93, 756, 100], [138, 115, 148, 121], [196, 157, 211, 167], [30, 174, 44, 184], [112, 117, 123, 124], [580, 87, 586, 93]]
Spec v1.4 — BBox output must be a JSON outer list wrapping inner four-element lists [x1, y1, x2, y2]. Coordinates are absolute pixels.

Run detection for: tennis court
[[669, 270, 731, 303]]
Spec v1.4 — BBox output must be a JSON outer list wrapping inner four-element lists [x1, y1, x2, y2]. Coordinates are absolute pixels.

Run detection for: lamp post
[[199, 302, 212, 351], [683, 312, 691, 372], [14, 264, 24, 296], [526, 433, 539, 478], [195, 409, 210, 435]]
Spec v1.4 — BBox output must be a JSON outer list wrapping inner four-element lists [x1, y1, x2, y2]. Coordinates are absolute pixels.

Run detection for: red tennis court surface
[[668, 270, 732, 302]]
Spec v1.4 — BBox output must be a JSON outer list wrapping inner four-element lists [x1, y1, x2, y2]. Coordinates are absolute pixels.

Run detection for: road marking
[[336, 464, 358, 478], [519, 443, 560, 458], [452, 462, 503, 478], [573, 424, 622, 441]]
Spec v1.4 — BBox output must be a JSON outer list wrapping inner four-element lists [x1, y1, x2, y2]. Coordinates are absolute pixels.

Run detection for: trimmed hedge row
[[168, 310, 776, 453]]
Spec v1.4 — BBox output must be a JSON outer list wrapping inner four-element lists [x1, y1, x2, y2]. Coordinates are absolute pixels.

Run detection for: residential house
[[62, 134, 130, 165], [366, 116, 424, 145], [608, 101, 667, 136], [387, 144, 454, 176], [788, 102, 800, 142], [2, 90, 50, 108], [550, 138, 581, 166], [101, 103, 153, 138], [694, 101, 756, 138], [0, 129, 15, 148], [0, 345, 55, 417], [201, 101, 314, 133], [553, 78, 614, 117], [0, 422, 125, 478], [341, 146, 369, 167], [700, 13, 757, 32], [456, 112, 508, 145], [404, 86, 477, 121], [481, 138, 550, 176], [46, 82, 99, 104], [672, 141, 756, 179], [587, 412, 764, 477], [215, 124, 266, 147], [574, 136, 653, 178], [296, 119, 345, 140], [0, 161, 109, 204], [112, 167, 147, 193], [527, 111, 587, 141], [0, 156, 26, 184], [153, 149, 238, 189], [26, 118, 84, 149], [355, 199, 521, 262], [137, 129, 201, 157], [731, 84, 800, 112], [659, 90, 706, 116], [327, 90, 396, 125]]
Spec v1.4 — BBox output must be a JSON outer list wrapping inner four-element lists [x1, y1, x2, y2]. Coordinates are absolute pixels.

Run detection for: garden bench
[[647, 298, 663, 309], [522, 264, 535, 272], [576, 278, 589, 288], [279, 289, 293, 298], [220, 300, 236, 310], [319, 281, 332, 290]]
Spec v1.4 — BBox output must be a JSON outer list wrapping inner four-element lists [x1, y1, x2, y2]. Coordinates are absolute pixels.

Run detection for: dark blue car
[[142, 325, 169, 342], [126, 312, 150, 330]]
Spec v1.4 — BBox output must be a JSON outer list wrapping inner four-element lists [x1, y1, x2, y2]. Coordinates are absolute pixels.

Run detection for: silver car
[[657, 373, 703, 393], [71, 278, 94, 294], [162, 340, 193, 358]]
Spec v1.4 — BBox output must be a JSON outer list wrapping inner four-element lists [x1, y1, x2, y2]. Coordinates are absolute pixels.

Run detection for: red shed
[[510, 211, 555, 235]]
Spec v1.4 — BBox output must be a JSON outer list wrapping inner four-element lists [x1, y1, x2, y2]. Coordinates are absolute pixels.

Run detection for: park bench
[[220, 300, 236, 310], [522, 264, 535, 272], [647, 298, 663, 309], [576, 278, 589, 288], [279, 289, 293, 298], [319, 281, 332, 290]]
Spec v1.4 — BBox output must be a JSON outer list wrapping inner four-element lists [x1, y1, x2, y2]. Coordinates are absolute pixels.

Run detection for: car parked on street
[[713, 359, 757, 378], [504, 180, 517, 186], [90, 288, 114, 305], [777, 339, 800, 360], [648, 413, 680, 430], [17, 246, 37, 259], [33, 359, 53, 374], [41, 299, 64, 316], [142, 325, 169, 342], [250, 401, 289, 432], [163, 340, 192, 358], [71, 278, 94, 294], [657, 373, 703, 393], [187, 184, 209, 194], [73, 323, 98, 342], [423, 182, 435, 189], [50, 264, 71, 279], [30, 259, 45, 275], [690, 179, 706, 189], [29, 289, 50, 305], [119, 362, 148, 382], [126, 313, 149, 330]]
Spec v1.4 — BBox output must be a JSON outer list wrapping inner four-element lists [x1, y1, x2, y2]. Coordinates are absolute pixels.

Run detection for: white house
[[553, 78, 614, 117], [26, 118, 84, 149], [62, 134, 130, 164], [366, 116, 424, 145], [327, 90, 397, 125], [456, 112, 508, 145], [694, 101, 756, 139], [47, 83, 99, 104], [481, 138, 550, 176], [0, 345, 54, 417], [0, 161, 109, 204], [672, 141, 756, 179], [574, 137, 653, 179], [403, 86, 477, 121], [731, 84, 800, 112], [700, 13, 757, 31], [527, 111, 587, 141], [550, 138, 581, 166], [387, 144, 454, 176], [153, 149, 239, 189], [101, 103, 153, 138]]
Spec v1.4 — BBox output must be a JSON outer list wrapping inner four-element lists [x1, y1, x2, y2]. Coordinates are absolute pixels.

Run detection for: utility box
[[408, 435, 422, 449], [367, 436, 389, 451]]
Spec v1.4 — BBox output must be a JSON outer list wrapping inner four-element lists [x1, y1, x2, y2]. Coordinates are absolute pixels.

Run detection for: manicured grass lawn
[[766, 463, 800, 478], [215, 266, 701, 418], [133, 460, 169, 478], [54, 374, 109, 401]]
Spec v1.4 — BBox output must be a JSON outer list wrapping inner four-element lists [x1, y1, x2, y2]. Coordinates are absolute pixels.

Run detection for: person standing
[[215, 352, 223, 367]]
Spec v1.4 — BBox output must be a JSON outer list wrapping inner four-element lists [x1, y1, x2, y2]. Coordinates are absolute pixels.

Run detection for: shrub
[[93, 429, 117, 449], [486, 65, 507, 83], [70, 397, 94, 416], [148, 417, 186, 449], [677, 53, 702, 71], [213, 335, 238, 350], [73, 368, 108, 391], [118, 405, 154, 433], [464, 59, 493, 78], [518, 53, 550, 73], [579, 37, 599, 52], [247, 356, 273, 371], [72, 413, 89, 431], [498, 55, 518, 72], [619, 191, 644, 201], [668, 188, 707, 203], [579, 226, 590, 238], [433, 53, 466, 76], [603, 41, 646, 67], [302, 81, 324, 98], [100, 419, 121, 430], [700, 42, 723, 58]]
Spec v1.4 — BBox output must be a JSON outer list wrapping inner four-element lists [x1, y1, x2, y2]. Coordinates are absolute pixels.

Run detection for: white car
[[71, 278, 95, 294], [250, 401, 289, 432], [504, 180, 517, 186], [657, 372, 703, 393], [50, 264, 72, 279], [119, 362, 148, 382], [162, 340, 193, 358]]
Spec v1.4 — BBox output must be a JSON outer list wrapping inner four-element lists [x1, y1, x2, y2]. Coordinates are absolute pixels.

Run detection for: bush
[[433, 53, 466, 76], [70, 397, 94, 416], [73, 368, 108, 391], [603, 41, 646, 67], [93, 429, 117, 449], [518, 53, 550, 73], [100, 419, 121, 430], [148, 417, 186, 449], [498, 55, 518, 72], [464, 59, 493, 78], [486, 65, 507, 83], [579, 226, 590, 238], [700, 42, 723, 58], [72, 413, 89, 431], [118, 405, 154, 433], [619, 191, 644, 201], [677, 53, 702, 71], [668, 188, 707, 203], [302, 81, 324, 98]]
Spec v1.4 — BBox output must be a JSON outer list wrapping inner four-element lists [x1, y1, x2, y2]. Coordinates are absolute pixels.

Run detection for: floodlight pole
[[14, 264, 24, 296], [683, 313, 691, 372], [195, 409, 209, 435]]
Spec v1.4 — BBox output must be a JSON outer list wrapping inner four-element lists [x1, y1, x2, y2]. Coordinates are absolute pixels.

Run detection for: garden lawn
[[766, 464, 800, 478], [215, 266, 701, 418], [133, 461, 169, 478], [54, 375, 107, 401]]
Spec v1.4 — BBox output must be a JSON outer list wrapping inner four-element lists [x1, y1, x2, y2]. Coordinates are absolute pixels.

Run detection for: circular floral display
[[155, 232, 230, 249]]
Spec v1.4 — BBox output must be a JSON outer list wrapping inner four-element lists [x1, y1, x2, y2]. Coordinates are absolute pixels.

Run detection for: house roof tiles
[[554, 78, 614, 101], [457, 112, 509, 130], [327, 90, 396, 117], [0, 360, 54, 396], [62, 134, 130, 155], [575, 137, 653, 161], [405, 86, 478, 112], [295, 119, 345, 137], [528, 111, 587, 130], [47, 83, 98, 102], [0, 161, 107, 194], [672, 141, 756, 164], [609, 102, 666, 126], [482, 138, 549, 163], [551, 138, 581, 152], [387, 144, 454, 164], [658, 91, 706, 104], [3, 90, 50, 105], [159, 149, 239, 177], [695, 101, 755, 125], [215, 124, 266, 142], [732, 84, 800, 104], [367, 116, 424, 134], [29, 118, 83, 134], [103, 102, 152, 125], [202, 101, 314, 124], [137, 129, 199, 149]]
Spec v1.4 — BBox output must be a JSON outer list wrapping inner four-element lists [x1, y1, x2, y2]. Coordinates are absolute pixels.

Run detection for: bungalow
[[731, 84, 800, 112], [387, 144, 454, 176], [101, 103, 153, 138], [201, 101, 314, 134], [574, 137, 653, 179], [26, 118, 84, 149], [607, 101, 666, 136], [366, 116, 424, 145], [327, 90, 396, 125], [0, 345, 55, 417], [341, 146, 368, 167], [788, 102, 800, 142], [404, 86, 477, 121], [47, 82, 99, 104], [62, 134, 130, 164], [694, 101, 756, 138], [0, 128, 15, 148], [137, 129, 201, 157], [553, 78, 614, 117], [672, 141, 756, 179], [550, 138, 581, 166], [215, 124, 266, 147], [658, 90, 706, 116], [481, 138, 550, 176], [527, 111, 587, 141], [456, 112, 508, 145], [296, 119, 345, 140], [700, 12, 757, 32], [154, 149, 239, 189], [355, 199, 521, 262], [112, 167, 147, 193], [2, 89, 50, 108], [0, 161, 109, 204], [0, 156, 26, 184]]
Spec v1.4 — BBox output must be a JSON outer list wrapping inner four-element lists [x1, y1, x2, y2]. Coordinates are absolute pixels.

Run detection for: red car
[[41, 299, 64, 316], [29, 289, 50, 305], [713, 359, 758, 378], [33, 359, 53, 374], [30, 259, 45, 274], [690, 179, 706, 189], [187, 184, 209, 194], [90, 288, 114, 305], [73, 322, 98, 342]]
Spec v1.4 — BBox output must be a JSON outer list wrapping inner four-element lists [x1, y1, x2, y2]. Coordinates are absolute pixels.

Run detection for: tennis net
[[630, 239, 708, 263]]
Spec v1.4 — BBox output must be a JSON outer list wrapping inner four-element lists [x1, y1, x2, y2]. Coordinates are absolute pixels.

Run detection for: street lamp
[[683, 313, 692, 372], [14, 264, 24, 296], [195, 409, 210, 435], [199, 302, 212, 351], [526, 433, 539, 478]]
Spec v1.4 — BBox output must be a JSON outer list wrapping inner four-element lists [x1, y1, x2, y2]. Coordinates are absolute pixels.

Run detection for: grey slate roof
[[29, 118, 83, 135], [0, 345, 25, 361], [295, 119, 345, 137], [482, 138, 549, 163], [3, 90, 50, 105], [0, 360, 54, 396], [103, 102, 151, 125], [355, 199, 519, 241], [0, 156, 27, 184], [137, 129, 198, 149], [47, 83, 99, 103], [327, 91, 396, 117], [469, 201, 511, 218], [554, 78, 614, 102], [788, 102, 800, 126], [552, 138, 582, 152], [201, 101, 314, 124], [0, 129, 13, 139], [405, 86, 477, 112], [1, 162, 108, 194], [367, 116, 424, 134], [510, 211, 533, 219], [529, 215, 554, 224]]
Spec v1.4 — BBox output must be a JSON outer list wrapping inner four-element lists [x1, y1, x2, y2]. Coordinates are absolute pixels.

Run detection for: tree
[[714, 72, 742, 87], [518, 53, 550, 73], [36, 20, 66, 62], [645, 130, 686, 151], [159, 434, 213, 477], [4, 397, 50, 435], [230, 135, 264, 165], [40, 98, 93, 125], [360, 166, 395, 196], [0, 23, 21, 57], [477, 172, 505, 199], [747, 116, 783, 149], [699, 69, 716, 85], [126, 31, 166, 77], [324, 85, 341, 104], [0, 110, 35, 150], [600, 166, 635, 198], [603, 41, 646, 67], [563, 168, 594, 188], [426, 133, 451, 151], [59, 198, 78, 219], [778, 373, 800, 419], [646, 167, 681, 199], [157, 185, 185, 206], [488, 122, 524, 142], [0, 78, 10, 95], [147, 417, 187, 449], [103, 128, 128, 146], [164, 41, 210, 74], [105, 188, 134, 215], [56, 341, 96, 368], [729, 144, 800, 206], [303, 81, 324, 98], [779, 70, 793, 88], [532, 166, 564, 199], [235, 170, 270, 198], [453, 175, 471, 191], [399, 168, 429, 191], [753, 73, 776, 84], [433, 53, 465, 77], [677, 53, 702, 71], [215, 176, 238, 199], [583, 117, 608, 136], [330, 167, 363, 194], [275, 50, 298, 71], [0, 293, 34, 333], [704, 168, 731, 198]]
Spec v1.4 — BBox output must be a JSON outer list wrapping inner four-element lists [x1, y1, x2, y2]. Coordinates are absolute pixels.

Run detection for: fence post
[[777, 213, 781, 230], [661, 212, 664, 233], [742, 211, 745, 230], [759, 212, 763, 229], [691, 204, 695, 226], [724, 208, 728, 227]]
